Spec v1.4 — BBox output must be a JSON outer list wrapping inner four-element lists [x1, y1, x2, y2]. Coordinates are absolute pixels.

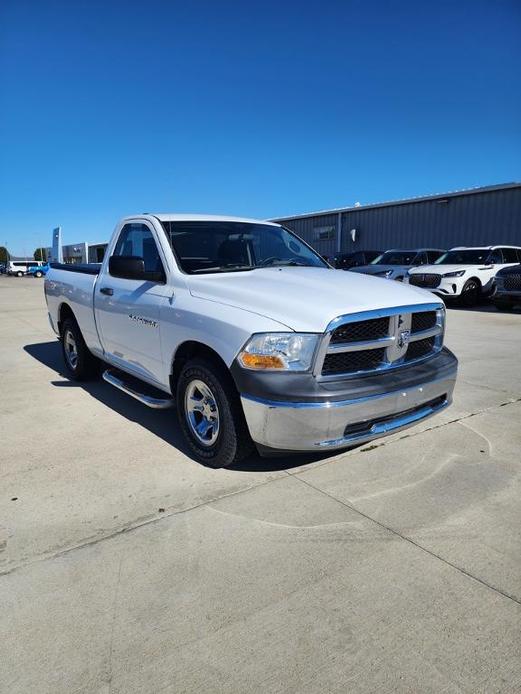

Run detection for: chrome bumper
[[241, 372, 456, 452]]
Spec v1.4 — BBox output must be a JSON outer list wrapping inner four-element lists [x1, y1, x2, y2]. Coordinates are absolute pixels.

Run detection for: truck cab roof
[[130, 213, 281, 227]]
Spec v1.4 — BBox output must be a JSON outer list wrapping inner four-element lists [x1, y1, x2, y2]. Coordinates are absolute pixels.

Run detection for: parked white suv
[[406, 246, 521, 306]]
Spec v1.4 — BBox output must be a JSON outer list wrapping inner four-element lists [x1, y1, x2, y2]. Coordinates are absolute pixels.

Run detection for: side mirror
[[109, 255, 146, 280]]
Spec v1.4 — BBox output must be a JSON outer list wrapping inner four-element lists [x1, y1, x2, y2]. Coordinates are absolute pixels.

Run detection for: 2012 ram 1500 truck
[[45, 214, 458, 467]]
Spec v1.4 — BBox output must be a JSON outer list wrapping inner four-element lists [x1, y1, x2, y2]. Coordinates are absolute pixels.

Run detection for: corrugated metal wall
[[277, 186, 521, 255]]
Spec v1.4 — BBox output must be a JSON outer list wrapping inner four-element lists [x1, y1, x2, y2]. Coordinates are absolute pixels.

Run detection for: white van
[[7, 260, 44, 277]]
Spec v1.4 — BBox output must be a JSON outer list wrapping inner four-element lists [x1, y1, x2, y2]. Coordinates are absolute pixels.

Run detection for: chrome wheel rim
[[64, 329, 79, 369], [184, 379, 220, 447]]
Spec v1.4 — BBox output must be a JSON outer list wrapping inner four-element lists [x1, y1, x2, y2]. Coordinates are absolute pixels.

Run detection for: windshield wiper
[[260, 259, 316, 268], [191, 264, 255, 274]]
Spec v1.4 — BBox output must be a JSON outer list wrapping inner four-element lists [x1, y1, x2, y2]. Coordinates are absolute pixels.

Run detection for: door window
[[412, 252, 428, 266], [112, 223, 165, 280], [426, 250, 444, 263], [488, 250, 503, 264], [501, 248, 519, 263]]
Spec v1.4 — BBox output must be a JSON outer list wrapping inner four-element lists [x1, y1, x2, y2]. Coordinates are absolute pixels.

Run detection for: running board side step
[[102, 369, 175, 410]]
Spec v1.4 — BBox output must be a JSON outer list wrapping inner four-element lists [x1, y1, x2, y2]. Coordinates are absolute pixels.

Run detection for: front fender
[[159, 292, 292, 386]]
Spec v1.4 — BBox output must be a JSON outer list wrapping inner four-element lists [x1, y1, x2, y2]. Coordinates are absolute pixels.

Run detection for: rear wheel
[[60, 317, 99, 381], [16, 271, 23, 277], [176, 358, 254, 468], [460, 279, 480, 307]]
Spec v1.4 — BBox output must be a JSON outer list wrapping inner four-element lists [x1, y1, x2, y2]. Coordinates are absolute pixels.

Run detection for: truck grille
[[503, 274, 521, 291], [330, 316, 389, 343], [404, 336, 435, 362], [322, 348, 386, 376], [409, 273, 441, 288], [411, 311, 437, 333], [318, 304, 444, 378]]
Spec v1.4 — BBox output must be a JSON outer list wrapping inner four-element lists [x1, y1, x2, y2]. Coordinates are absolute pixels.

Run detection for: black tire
[[460, 279, 481, 307], [493, 300, 513, 312], [60, 317, 99, 381], [176, 358, 254, 468], [486, 283, 497, 298]]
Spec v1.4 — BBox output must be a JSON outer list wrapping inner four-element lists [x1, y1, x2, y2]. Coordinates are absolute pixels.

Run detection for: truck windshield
[[371, 251, 416, 265], [161, 221, 328, 274], [435, 250, 490, 264]]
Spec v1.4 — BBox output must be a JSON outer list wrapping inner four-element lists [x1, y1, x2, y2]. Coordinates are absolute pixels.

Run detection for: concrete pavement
[[1, 277, 520, 693]]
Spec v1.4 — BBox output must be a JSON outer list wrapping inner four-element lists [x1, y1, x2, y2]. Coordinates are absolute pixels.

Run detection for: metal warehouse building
[[271, 182, 521, 258]]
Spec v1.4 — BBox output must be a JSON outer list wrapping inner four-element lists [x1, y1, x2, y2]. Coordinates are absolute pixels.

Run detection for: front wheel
[[60, 317, 99, 381], [176, 358, 254, 468], [34, 271, 43, 278], [460, 279, 480, 307]]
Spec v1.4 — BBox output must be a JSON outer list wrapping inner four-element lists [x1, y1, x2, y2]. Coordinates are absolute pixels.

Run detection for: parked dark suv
[[351, 248, 446, 281], [333, 250, 382, 270], [493, 262, 521, 310]]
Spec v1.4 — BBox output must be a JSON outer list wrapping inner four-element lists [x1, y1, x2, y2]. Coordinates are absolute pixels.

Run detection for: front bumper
[[405, 275, 464, 297], [240, 354, 457, 452], [494, 286, 521, 300]]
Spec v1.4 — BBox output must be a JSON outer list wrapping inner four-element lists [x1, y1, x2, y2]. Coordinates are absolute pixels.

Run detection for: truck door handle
[[100, 287, 114, 296]]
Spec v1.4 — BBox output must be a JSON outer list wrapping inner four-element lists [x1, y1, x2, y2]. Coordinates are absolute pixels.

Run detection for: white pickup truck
[[45, 214, 458, 467]]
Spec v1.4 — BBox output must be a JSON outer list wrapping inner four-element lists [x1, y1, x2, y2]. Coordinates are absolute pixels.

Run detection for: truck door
[[94, 221, 170, 385]]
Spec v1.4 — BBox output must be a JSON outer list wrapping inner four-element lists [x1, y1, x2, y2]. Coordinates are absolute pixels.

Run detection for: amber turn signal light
[[239, 353, 285, 369]]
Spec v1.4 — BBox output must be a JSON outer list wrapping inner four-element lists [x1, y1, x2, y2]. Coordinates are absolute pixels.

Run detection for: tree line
[[0, 247, 48, 263]]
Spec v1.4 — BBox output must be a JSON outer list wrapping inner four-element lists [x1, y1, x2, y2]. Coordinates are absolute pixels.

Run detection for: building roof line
[[270, 182, 521, 222]]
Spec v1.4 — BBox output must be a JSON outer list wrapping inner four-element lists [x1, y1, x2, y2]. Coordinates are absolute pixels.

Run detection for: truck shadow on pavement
[[24, 341, 335, 472]]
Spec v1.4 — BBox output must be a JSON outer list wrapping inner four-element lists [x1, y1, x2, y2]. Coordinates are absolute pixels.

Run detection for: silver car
[[350, 248, 445, 281]]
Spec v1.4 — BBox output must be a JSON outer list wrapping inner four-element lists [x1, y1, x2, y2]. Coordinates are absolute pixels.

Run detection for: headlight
[[442, 270, 465, 278], [238, 333, 319, 371]]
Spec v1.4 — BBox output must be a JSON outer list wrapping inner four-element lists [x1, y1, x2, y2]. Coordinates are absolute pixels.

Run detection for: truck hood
[[187, 267, 439, 333]]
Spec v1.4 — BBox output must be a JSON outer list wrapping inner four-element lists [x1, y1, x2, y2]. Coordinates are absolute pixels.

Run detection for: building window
[[313, 225, 335, 241]]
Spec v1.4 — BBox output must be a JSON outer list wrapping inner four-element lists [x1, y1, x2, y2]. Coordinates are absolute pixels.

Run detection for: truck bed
[[45, 264, 102, 353], [49, 262, 101, 275]]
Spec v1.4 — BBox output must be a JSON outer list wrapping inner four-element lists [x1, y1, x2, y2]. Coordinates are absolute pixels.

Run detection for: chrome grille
[[409, 273, 441, 288], [316, 303, 445, 378], [405, 336, 436, 362], [411, 311, 437, 333], [330, 316, 389, 343], [322, 348, 386, 375]]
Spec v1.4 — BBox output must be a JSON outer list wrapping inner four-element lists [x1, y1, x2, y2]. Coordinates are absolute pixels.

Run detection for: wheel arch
[[170, 340, 233, 395], [57, 302, 78, 335], [466, 276, 482, 288]]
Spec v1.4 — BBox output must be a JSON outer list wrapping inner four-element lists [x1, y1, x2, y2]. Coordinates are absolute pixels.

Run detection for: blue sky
[[1, 0, 520, 254]]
